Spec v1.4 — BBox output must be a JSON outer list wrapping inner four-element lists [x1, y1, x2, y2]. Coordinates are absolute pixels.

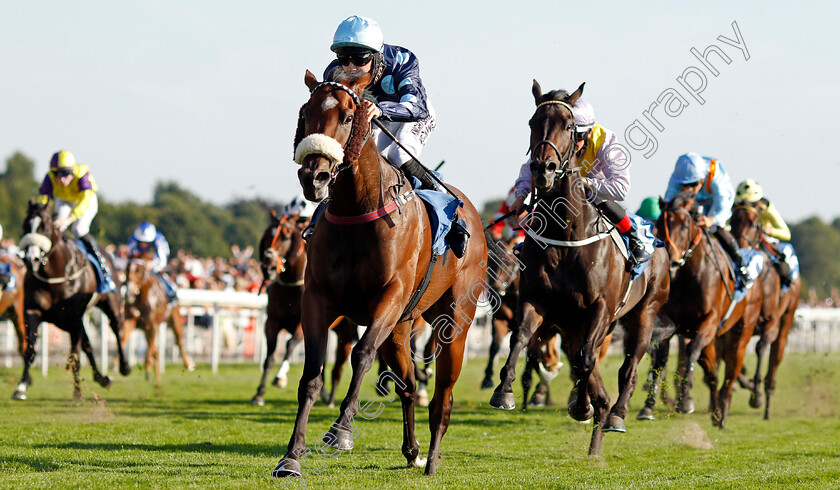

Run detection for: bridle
[[731, 204, 763, 249], [661, 207, 703, 269], [22, 214, 86, 284], [306, 81, 364, 180], [530, 100, 580, 180]]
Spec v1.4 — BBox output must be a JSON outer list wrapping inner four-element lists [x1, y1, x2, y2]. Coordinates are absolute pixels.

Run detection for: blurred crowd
[[106, 243, 262, 293]]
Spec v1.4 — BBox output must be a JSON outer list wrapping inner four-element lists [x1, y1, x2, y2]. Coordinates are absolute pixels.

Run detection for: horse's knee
[[572, 349, 596, 377]]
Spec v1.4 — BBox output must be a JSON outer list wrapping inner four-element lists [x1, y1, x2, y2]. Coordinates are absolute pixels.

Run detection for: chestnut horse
[[489, 81, 670, 456], [0, 257, 25, 360], [730, 204, 802, 419], [638, 192, 762, 427], [122, 256, 194, 381], [13, 199, 130, 400], [272, 71, 487, 478]]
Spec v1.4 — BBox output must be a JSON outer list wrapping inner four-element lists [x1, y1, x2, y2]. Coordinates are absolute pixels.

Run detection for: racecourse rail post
[[100, 310, 108, 375], [211, 303, 220, 374], [40, 322, 48, 376], [3, 321, 12, 368], [158, 321, 167, 374]]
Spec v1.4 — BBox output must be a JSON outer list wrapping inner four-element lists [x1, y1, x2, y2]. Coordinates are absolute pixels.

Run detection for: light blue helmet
[[133, 222, 157, 243], [330, 15, 384, 53], [284, 195, 318, 218], [672, 152, 709, 184]]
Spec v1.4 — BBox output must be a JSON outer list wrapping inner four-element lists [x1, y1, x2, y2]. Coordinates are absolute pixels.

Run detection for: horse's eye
[[343, 114, 353, 125]]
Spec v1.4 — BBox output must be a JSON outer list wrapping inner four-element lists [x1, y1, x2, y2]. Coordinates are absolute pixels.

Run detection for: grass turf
[[0, 351, 838, 488]]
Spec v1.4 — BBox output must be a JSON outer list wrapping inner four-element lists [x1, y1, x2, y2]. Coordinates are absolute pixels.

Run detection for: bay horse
[[489, 80, 670, 456], [272, 70, 487, 478], [13, 199, 130, 400], [729, 203, 802, 419], [122, 256, 194, 381], [0, 257, 25, 361], [638, 191, 762, 428]]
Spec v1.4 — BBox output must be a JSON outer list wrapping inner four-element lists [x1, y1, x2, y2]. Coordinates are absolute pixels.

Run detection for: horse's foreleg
[[68, 327, 84, 401], [521, 345, 536, 409], [143, 320, 159, 382], [272, 308, 333, 479], [608, 309, 654, 431], [102, 294, 131, 376], [79, 326, 112, 389], [697, 342, 719, 415], [677, 321, 717, 414], [490, 303, 542, 410], [168, 306, 195, 371], [638, 333, 671, 420], [586, 364, 610, 456], [251, 318, 279, 406], [274, 326, 302, 388], [568, 302, 610, 423], [425, 316, 471, 476], [716, 317, 757, 429], [765, 302, 797, 420], [482, 319, 506, 389], [12, 310, 41, 400], [378, 326, 422, 468]]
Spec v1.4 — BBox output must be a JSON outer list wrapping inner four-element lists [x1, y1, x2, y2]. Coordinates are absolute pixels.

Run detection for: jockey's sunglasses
[[337, 52, 373, 66], [55, 169, 73, 178]]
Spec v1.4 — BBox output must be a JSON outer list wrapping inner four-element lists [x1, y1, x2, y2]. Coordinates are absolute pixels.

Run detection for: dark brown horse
[[489, 81, 670, 456], [730, 204, 802, 419], [250, 210, 306, 405], [0, 257, 25, 360], [638, 192, 762, 427], [122, 256, 194, 381], [272, 70, 487, 478], [13, 199, 130, 400]]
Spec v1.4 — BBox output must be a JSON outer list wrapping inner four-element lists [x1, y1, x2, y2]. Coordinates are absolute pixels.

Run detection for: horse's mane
[[292, 70, 371, 166], [541, 89, 571, 103]]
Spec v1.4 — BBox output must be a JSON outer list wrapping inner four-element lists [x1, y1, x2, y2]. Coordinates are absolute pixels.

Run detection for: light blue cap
[[673, 152, 709, 184], [330, 15, 384, 53]]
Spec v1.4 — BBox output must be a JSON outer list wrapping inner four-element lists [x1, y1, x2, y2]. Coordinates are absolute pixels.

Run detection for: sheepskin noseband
[[294, 133, 344, 165]]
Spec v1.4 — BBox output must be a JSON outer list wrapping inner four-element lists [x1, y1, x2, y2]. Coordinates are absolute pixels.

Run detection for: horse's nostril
[[547, 162, 556, 173]]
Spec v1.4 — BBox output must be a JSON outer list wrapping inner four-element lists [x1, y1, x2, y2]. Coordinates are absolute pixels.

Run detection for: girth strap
[[398, 252, 438, 323]]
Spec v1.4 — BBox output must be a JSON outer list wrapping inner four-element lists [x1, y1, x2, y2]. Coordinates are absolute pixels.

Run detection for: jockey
[[734, 179, 793, 284], [127, 221, 177, 303], [636, 197, 662, 222], [509, 98, 653, 264], [284, 194, 318, 219], [37, 150, 115, 292], [0, 224, 17, 292], [488, 188, 526, 242], [323, 15, 439, 191], [664, 152, 747, 282], [322, 15, 469, 257]]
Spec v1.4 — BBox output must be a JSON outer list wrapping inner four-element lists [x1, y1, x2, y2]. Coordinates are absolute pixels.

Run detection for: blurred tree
[[790, 216, 840, 299], [0, 152, 39, 239]]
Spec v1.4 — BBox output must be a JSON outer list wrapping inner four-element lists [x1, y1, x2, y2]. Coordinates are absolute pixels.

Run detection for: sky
[[2, 1, 839, 222]]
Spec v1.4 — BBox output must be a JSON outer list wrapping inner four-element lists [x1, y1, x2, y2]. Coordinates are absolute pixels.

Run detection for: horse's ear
[[568, 82, 585, 105], [532, 79, 543, 105], [269, 209, 277, 220], [659, 196, 666, 210], [304, 70, 319, 91]]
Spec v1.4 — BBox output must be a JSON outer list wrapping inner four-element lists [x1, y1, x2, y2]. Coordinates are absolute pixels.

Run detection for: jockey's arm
[[37, 174, 53, 205], [707, 175, 735, 228], [585, 136, 630, 202], [70, 190, 95, 220], [761, 201, 791, 241], [374, 49, 429, 122]]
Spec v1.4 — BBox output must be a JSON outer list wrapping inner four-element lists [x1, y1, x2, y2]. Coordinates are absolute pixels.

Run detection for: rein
[[26, 231, 88, 285], [662, 208, 703, 268]]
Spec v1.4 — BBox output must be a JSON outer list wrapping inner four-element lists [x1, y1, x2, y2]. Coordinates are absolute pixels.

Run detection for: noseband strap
[[530, 100, 578, 176]]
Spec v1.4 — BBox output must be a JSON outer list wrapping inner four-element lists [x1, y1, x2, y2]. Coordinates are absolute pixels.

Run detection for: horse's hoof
[[604, 415, 626, 433], [749, 392, 763, 409], [480, 378, 494, 390], [186, 363, 196, 372], [636, 407, 656, 420], [677, 399, 695, 414], [145, 372, 151, 382], [74, 392, 83, 402], [408, 456, 427, 468], [11, 390, 26, 401], [323, 427, 354, 450], [568, 400, 594, 421], [272, 458, 301, 479], [489, 391, 515, 410], [98, 376, 112, 388], [250, 395, 265, 407], [417, 389, 429, 408], [277, 377, 288, 389], [119, 364, 131, 376], [528, 393, 546, 407]]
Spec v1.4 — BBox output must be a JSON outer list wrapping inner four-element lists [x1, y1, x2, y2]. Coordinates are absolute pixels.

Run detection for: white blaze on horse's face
[[321, 97, 339, 111]]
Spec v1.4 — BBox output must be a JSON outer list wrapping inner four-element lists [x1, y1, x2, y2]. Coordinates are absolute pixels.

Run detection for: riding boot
[[446, 216, 470, 259], [80, 234, 116, 292], [156, 271, 179, 304], [402, 159, 442, 192], [775, 261, 792, 287], [714, 227, 748, 288], [624, 227, 653, 265]]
